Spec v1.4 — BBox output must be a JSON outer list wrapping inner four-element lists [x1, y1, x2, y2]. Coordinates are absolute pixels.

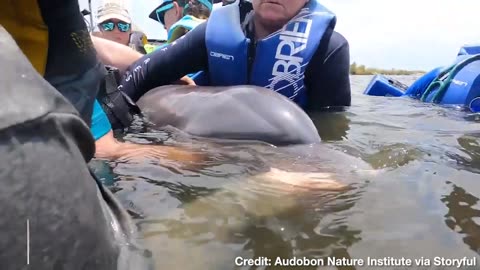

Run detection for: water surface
[[95, 75, 480, 269]]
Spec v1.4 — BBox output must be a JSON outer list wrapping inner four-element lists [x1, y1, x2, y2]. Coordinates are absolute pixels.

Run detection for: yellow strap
[[0, 0, 49, 75], [144, 44, 157, 54], [167, 16, 206, 43]]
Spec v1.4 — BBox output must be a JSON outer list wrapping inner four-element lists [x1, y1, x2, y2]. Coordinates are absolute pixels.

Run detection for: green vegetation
[[350, 62, 425, 75]]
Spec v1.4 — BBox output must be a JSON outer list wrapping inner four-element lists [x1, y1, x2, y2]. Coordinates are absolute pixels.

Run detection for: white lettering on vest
[[267, 16, 312, 99], [210, 51, 235, 61], [452, 79, 468, 87]]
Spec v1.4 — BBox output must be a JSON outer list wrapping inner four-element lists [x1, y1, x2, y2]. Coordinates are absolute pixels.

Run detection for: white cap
[[97, 2, 132, 24]]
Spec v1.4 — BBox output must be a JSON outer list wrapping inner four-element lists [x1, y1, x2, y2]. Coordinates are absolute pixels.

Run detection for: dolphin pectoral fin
[[251, 167, 349, 192]]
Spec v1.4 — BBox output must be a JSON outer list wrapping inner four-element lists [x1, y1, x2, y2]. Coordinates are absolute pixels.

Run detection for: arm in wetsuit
[[120, 22, 209, 102], [305, 31, 352, 112], [38, 0, 104, 126]]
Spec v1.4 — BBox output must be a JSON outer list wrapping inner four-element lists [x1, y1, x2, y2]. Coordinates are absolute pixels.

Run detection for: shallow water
[[96, 75, 480, 269]]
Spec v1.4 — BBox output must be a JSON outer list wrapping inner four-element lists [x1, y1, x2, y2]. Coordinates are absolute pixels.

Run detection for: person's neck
[[252, 15, 282, 40]]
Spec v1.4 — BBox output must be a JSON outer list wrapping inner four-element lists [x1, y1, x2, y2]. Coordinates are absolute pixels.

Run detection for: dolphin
[[136, 85, 321, 146]]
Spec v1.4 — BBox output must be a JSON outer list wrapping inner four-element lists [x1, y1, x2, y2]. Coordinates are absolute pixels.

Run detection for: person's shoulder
[[193, 21, 208, 37], [311, 30, 349, 66], [318, 30, 349, 62], [307, 30, 350, 72], [329, 31, 349, 51]]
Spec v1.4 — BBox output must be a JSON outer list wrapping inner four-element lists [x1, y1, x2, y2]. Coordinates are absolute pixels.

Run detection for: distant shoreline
[[350, 62, 425, 75]]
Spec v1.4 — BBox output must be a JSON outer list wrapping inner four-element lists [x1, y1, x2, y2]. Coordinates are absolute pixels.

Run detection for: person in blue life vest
[[149, 0, 212, 44], [94, 0, 352, 113], [147, 0, 214, 80]]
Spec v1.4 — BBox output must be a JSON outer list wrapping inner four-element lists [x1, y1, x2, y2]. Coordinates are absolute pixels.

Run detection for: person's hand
[[173, 76, 196, 86], [162, 145, 207, 164], [251, 167, 348, 192]]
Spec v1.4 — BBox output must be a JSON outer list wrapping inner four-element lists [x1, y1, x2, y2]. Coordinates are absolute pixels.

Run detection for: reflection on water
[[447, 135, 480, 174], [94, 75, 480, 269], [442, 183, 480, 253], [309, 111, 351, 142]]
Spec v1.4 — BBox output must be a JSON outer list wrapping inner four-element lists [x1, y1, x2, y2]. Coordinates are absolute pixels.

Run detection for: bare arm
[[91, 35, 143, 73], [91, 36, 196, 86], [94, 131, 346, 191], [94, 131, 205, 164]]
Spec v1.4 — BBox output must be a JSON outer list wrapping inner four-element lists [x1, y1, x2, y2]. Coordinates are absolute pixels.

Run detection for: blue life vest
[[406, 54, 480, 112], [204, 0, 335, 108]]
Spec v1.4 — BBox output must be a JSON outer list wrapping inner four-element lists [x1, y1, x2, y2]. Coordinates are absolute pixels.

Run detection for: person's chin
[[260, 15, 287, 29], [259, 10, 286, 22]]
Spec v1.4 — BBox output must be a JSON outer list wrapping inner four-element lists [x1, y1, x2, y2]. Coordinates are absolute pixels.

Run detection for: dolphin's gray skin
[[0, 26, 151, 270], [136, 85, 321, 145]]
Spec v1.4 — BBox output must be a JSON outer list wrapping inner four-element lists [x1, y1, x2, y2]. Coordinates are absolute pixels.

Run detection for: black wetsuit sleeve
[[120, 22, 209, 102], [38, 0, 102, 127], [305, 31, 351, 111]]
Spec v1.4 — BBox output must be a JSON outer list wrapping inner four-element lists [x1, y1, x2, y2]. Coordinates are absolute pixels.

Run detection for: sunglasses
[[155, 1, 175, 25], [100, 21, 131, 32]]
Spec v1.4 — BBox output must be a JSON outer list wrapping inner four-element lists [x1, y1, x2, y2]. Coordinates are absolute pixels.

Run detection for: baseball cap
[[97, 2, 132, 24]]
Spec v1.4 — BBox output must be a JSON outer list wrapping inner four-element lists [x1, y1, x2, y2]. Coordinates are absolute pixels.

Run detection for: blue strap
[[91, 99, 112, 140]]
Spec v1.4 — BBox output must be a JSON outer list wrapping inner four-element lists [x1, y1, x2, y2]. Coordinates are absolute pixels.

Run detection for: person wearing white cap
[[96, 1, 133, 47]]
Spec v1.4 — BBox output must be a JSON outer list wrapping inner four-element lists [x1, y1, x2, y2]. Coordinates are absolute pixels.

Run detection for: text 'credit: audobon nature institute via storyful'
[[235, 256, 477, 268]]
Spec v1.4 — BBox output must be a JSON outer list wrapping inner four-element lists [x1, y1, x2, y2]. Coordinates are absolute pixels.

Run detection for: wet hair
[[183, 0, 212, 19]]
